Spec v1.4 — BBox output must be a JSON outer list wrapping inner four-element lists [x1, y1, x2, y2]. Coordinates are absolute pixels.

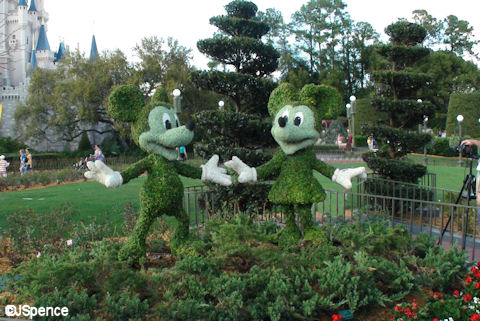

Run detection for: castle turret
[[35, 24, 54, 69], [18, 0, 28, 7], [89, 35, 99, 61], [28, 0, 37, 12], [54, 41, 66, 63]]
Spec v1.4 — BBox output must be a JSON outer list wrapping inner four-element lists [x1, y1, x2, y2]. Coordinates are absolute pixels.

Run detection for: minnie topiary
[[226, 83, 366, 240]]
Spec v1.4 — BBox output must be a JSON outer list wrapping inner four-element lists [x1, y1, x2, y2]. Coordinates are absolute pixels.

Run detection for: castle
[[0, 0, 99, 150]]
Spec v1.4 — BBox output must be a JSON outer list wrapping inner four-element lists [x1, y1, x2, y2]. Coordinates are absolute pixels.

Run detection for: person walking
[[347, 130, 353, 152], [25, 148, 32, 171], [178, 145, 187, 161], [0, 155, 9, 177], [93, 145, 105, 162], [19, 149, 27, 176]]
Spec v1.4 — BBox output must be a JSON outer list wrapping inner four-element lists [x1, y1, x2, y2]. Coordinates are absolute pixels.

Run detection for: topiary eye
[[174, 114, 180, 127], [162, 113, 172, 130], [294, 112, 304, 126]]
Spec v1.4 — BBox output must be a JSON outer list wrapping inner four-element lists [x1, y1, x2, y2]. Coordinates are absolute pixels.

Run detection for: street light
[[345, 103, 351, 132], [218, 100, 225, 110], [423, 115, 428, 165], [349, 95, 356, 148], [457, 114, 464, 166], [172, 88, 182, 114]]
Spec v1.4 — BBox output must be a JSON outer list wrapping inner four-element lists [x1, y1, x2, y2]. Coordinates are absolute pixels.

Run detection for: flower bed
[[0, 210, 475, 320]]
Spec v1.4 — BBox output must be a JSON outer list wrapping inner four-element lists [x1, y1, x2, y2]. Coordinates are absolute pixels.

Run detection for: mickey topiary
[[226, 83, 366, 241], [85, 85, 230, 264]]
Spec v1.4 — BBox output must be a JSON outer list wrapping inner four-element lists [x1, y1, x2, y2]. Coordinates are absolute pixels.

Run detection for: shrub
[[77, 132, 92, 152], [428, 137, 457, 157], [446, 92, 480, 137]]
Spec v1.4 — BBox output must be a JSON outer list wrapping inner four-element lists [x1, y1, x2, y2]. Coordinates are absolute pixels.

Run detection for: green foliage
[[6, 215, 474, 320], [407, 244, 468, 293], [191, 70, 276, 116], [107, 85, 145, 122], [0, 136, 27, 153], [375, 45, 431, 67], [370, 96, 435, 128], [299, 83, 343, 120], [150, 86, 170, 104], [225, 0, 258, 19], [363, 152, 427, 183], [371, 71, 432, 100], [353, 98, 388, 130], [428, 137, 457, 157], [385, 20, 427, 45], [77, 132, 92, 152], [198, 37, 278, 76], [446, 92, 480, 137], [267, 82, 298, 117], [210, 15, 269, 39]]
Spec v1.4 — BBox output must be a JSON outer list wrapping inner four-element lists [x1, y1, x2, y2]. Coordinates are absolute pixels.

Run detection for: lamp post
[[218, 100, 224, 110], [346, 103, 351, 132], [349, 95, 356, 148], [172, 88, 182, 114], [423, 115, 428, 165], [457, 114, 464, 166]]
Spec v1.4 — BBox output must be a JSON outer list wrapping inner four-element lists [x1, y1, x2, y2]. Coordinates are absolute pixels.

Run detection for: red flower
[[472, 266, 478, 272], [394, 305, 403, 312], [432, 319, 439, 321], [476, 282, 480, 289], [477, 261, 480, 267], [474, 270, 480, 278], [432, 291, 443, 299], [464, 293, 473, 302], [412, 299, 417, 308], [454, 289, 460, 296], [332, 314, 342, 321], [471, 314, 480, 321], [466, 277, 473, 283]]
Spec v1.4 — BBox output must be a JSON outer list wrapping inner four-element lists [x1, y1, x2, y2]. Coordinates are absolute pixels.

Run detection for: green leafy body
[[108, 86, 201, 263]]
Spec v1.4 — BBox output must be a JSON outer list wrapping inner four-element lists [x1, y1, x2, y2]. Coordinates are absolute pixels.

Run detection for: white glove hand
[[331, 167, 366, 190], [201, 155, 232, 186], [224, 156, 257, 183], [84, 160, 123, 188]]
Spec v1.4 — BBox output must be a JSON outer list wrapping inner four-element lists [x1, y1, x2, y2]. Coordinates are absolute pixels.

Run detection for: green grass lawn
[[0, 158, 470, 230]]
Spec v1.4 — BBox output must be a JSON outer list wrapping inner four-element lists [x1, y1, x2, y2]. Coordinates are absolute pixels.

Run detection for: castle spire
[[54, 42, 66, 63], [18, 0, 28, 7], [36, 24, 50, 51], [28, 0, 37, 12], [89, 35, 98, 61], [29, 49, 37, 71]]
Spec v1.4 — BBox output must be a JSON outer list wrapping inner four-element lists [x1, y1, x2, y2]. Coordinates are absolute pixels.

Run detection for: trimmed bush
[[446, 92, 480, 137]]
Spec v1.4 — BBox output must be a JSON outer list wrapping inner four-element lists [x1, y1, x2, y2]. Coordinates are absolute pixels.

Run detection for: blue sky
[[45, 0, 480, 68]]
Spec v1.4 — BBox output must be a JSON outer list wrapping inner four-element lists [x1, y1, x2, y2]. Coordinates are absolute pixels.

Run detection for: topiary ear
[[151, 87, 170, 105], [108, 85, 145, 122], [267, 82, 298, 117], [299, 84, 342, 126]]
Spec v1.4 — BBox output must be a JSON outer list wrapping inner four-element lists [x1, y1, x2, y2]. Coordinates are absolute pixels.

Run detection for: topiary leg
[[296, 203, 314, 233], [118, 207, 155, 263], [173, 207, 189, 240], [282, 205, 301, 240]]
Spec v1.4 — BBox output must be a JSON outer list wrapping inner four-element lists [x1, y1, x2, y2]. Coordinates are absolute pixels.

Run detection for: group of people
[[19, 149, 33, 176], [336, 131, 353, 152], [0, 148, 32, 178]]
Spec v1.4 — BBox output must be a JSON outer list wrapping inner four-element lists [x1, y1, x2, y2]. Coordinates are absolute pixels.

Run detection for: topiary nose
[[278, 116, 287, 128], [186, 120, 195, 131]]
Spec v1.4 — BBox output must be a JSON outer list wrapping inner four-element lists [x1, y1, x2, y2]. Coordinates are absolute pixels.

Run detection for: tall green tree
[[443, 15, 479, 58], [191, 0, 279, 115], [362, 21, 434, 183], [15, 50, 132, 143]]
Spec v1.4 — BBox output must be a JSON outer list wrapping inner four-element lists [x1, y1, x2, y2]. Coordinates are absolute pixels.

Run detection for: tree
[[362, 21, 434, 183], [443, 15, 479, 58], [192, 0, 279, 115], [412, 9, 444, 47], [15, 50, 132, 144], [191, 0, 279, 215]]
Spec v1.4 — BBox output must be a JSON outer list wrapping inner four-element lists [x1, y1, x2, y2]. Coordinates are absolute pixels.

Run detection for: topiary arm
[[312, 159, 336, 179], [172, 161, 202, 179], [256, 149, 286, 180], [120, 156, 152, 184]]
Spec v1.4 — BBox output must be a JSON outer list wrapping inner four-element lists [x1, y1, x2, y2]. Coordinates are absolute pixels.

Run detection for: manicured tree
[[362, 21, 434, 183], [191, 0, 279, 214], [192, 0, 279, 115]]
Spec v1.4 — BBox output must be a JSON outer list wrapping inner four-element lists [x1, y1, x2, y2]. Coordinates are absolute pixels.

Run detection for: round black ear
[[108, 85, 145, 122]]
